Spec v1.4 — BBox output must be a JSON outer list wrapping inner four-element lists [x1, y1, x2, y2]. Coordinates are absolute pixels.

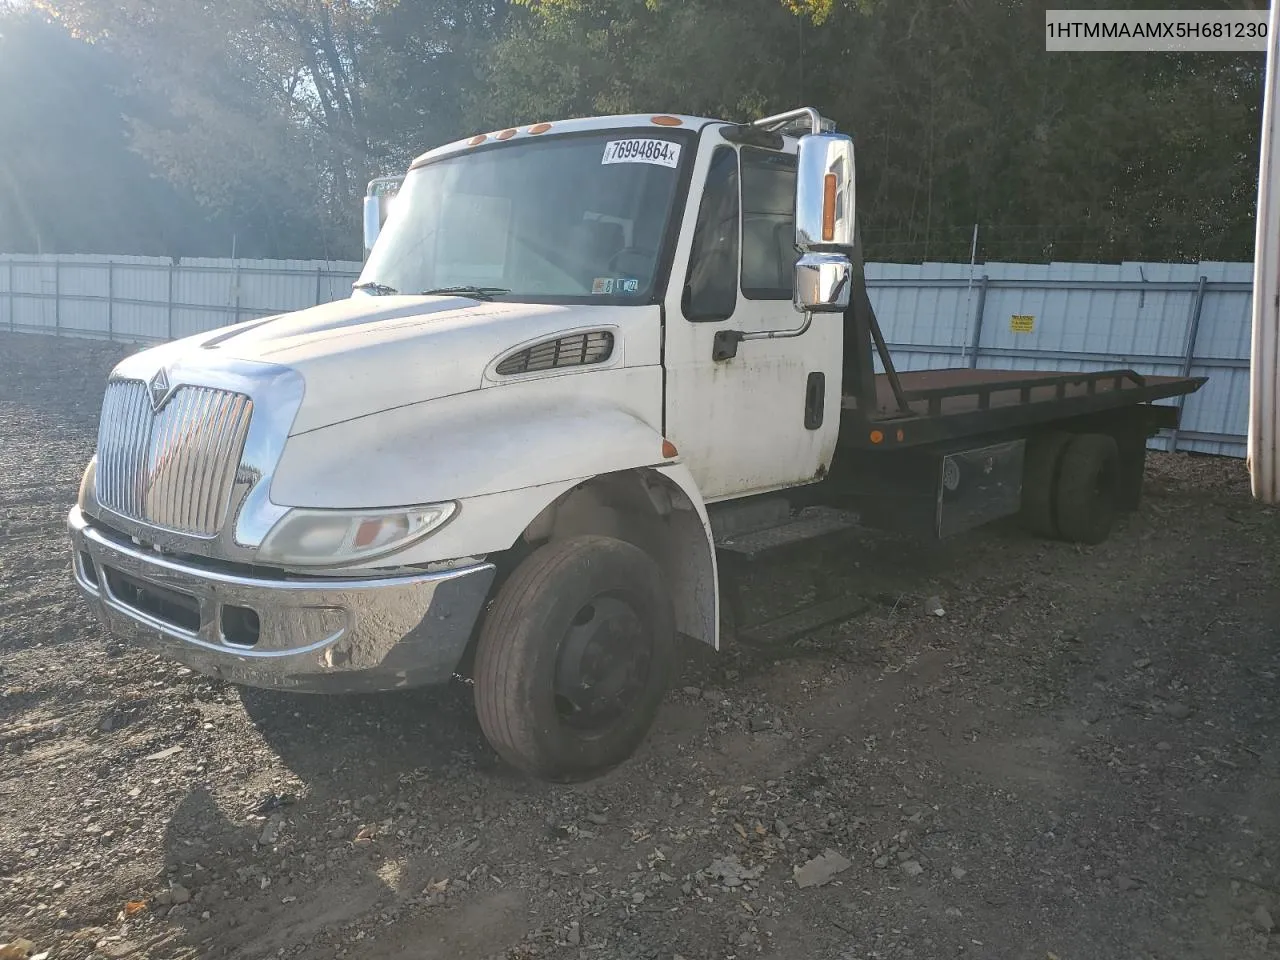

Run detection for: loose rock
[[794, 849, 852, 889], [1254, 905, 1274, 933], [706, 856, 764, 888], [259, 817, 283, 846], [1165, 702, 1192, 720], [900, 860, 924, 878]]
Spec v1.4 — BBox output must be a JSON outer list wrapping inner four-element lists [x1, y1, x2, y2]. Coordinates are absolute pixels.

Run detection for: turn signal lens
[[822, 173, 837, 243]]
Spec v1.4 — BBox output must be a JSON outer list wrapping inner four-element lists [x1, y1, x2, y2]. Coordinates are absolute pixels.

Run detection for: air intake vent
[[494, 331, 615, 376]]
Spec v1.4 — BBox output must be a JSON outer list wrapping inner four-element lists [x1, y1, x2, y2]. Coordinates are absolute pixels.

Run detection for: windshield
[[357, 130, 692, 303]]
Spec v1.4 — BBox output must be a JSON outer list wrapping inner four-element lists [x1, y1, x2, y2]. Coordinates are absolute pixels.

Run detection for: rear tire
[[1020, 431, 1072, 538], [1054, 433, 1120, 544], [473, 535, 676, 782]]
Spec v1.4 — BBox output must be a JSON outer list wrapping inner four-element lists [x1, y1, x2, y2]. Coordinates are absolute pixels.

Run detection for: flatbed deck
[[838, 367, 1206, 449]]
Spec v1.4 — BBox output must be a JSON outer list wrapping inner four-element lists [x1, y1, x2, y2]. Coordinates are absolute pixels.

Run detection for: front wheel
[[472, 535, 676, 781]]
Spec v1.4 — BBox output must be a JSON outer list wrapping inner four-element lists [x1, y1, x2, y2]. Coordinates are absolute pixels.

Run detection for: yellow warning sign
[[1010, 314, 1035, 333]]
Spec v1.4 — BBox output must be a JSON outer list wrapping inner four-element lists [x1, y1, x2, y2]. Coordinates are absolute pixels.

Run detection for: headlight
[[258, 503, 457, 566]]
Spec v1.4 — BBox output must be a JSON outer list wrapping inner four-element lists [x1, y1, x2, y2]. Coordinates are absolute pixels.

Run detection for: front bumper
[[68, 506, 495, 693]]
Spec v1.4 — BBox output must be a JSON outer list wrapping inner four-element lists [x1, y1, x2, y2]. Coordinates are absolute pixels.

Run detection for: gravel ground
[[2, 330, 1280, 960]]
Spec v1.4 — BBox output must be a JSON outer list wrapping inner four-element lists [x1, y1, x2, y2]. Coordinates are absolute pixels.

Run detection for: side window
[[682, 146, 739, 322], [741, 147, 799, 300]]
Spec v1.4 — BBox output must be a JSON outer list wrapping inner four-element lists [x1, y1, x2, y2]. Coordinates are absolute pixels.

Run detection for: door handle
[[805, 372, 826, 430]]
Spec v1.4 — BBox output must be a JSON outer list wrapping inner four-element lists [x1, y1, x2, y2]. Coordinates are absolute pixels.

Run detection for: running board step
[[715, 506, 861, 561], [738, 595, 870, 646]]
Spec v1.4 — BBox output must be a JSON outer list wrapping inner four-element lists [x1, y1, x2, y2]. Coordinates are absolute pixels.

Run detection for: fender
[[268, 376, 720, 646], [652, 461, 720, 648]]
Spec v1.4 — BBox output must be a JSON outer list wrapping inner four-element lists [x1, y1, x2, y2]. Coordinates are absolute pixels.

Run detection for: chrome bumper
[[68, 506, 495, 693]]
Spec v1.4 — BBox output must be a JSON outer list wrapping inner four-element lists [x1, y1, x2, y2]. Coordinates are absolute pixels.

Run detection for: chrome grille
[[96, 380, 253, 536]]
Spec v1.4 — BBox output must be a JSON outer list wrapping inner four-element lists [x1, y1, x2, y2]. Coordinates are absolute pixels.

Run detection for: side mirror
[[362, 194, 383, 259], [363, 176, 404, 259], [794, 252, 851, 313], [793, 132, 856, 313], [794, 132, 855, 251]]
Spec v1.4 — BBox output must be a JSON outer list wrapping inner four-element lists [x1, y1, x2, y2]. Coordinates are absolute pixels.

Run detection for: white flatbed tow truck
[[69, 108, 1204, 780]]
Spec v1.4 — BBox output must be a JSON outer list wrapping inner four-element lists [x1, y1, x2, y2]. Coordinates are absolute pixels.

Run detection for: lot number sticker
[[1010, 314, 1035, 333], [602, 139, 681, 168]]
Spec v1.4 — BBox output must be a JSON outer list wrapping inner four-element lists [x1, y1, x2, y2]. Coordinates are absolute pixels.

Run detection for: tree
[[0, 3, 245, 256], [34, 0, 391, 257]]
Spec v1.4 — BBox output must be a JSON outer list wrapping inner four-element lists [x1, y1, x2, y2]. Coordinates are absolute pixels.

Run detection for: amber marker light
[[822, 173, 838, 242]]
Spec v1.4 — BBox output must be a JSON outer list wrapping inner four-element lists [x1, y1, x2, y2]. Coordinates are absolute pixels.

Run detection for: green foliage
[[0, 6, 252, 256], [6, 0, 1266, 262]]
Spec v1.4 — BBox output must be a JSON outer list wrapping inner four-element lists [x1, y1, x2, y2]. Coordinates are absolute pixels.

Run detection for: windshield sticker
[[591, 277, 641, 295], [602, 139, 681, 168]]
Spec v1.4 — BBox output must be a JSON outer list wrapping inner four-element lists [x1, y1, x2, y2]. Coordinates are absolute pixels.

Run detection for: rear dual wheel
[[473, 535, 676, 782], [1021, 431, 1121, 545]]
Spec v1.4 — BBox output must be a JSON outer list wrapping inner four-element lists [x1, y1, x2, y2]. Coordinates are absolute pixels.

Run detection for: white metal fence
[[0, 253, 1253, 458], [0, 254, 362, 343]]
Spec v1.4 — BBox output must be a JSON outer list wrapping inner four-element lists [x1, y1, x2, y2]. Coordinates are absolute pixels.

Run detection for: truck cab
[[68, 108, 1203, 781]]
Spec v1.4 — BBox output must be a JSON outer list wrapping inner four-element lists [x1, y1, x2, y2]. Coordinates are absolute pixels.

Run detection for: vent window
[[494, 331, 615, 376]]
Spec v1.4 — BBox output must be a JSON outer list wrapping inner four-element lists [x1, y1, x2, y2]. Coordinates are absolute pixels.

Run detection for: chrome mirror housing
[[795, 132, 856, 253], [792, 133, 856, 313], [794, 252, 852, 313], [362, 176, 404, 259], [362, 195, 383, 259]]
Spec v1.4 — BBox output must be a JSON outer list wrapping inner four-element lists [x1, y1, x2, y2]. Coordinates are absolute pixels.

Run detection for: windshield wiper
[[416, 285, 510, 301], [352, 281, 399, 296]]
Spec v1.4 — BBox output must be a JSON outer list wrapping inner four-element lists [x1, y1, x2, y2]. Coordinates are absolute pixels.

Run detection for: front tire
[[473, 535, 676, 781]]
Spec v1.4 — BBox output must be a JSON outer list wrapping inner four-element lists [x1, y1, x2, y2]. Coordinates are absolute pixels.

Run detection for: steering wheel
[[606, 247, 657, 277]]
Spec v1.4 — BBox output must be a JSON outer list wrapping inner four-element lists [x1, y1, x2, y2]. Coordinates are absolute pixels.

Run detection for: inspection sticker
[[602, 139, 681, 168], [591, 277, 641, 295], [1010, 314, 1035, 333]]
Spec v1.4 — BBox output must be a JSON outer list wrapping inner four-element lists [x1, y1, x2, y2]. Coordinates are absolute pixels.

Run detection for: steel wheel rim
[[552, 594, 651, 732]]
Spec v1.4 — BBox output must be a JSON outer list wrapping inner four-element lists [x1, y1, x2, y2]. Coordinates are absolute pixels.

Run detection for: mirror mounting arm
[[710, 312, 816, 363]]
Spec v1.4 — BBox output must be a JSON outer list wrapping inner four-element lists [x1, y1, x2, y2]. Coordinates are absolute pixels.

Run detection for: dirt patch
[[2, 331, 1279, 960]]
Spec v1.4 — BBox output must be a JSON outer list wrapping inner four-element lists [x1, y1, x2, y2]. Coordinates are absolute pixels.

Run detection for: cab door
[[662, 128, 842, 501]]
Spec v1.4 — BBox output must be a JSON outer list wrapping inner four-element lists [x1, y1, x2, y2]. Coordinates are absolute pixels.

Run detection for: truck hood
[[132, 295, 655, 435]]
